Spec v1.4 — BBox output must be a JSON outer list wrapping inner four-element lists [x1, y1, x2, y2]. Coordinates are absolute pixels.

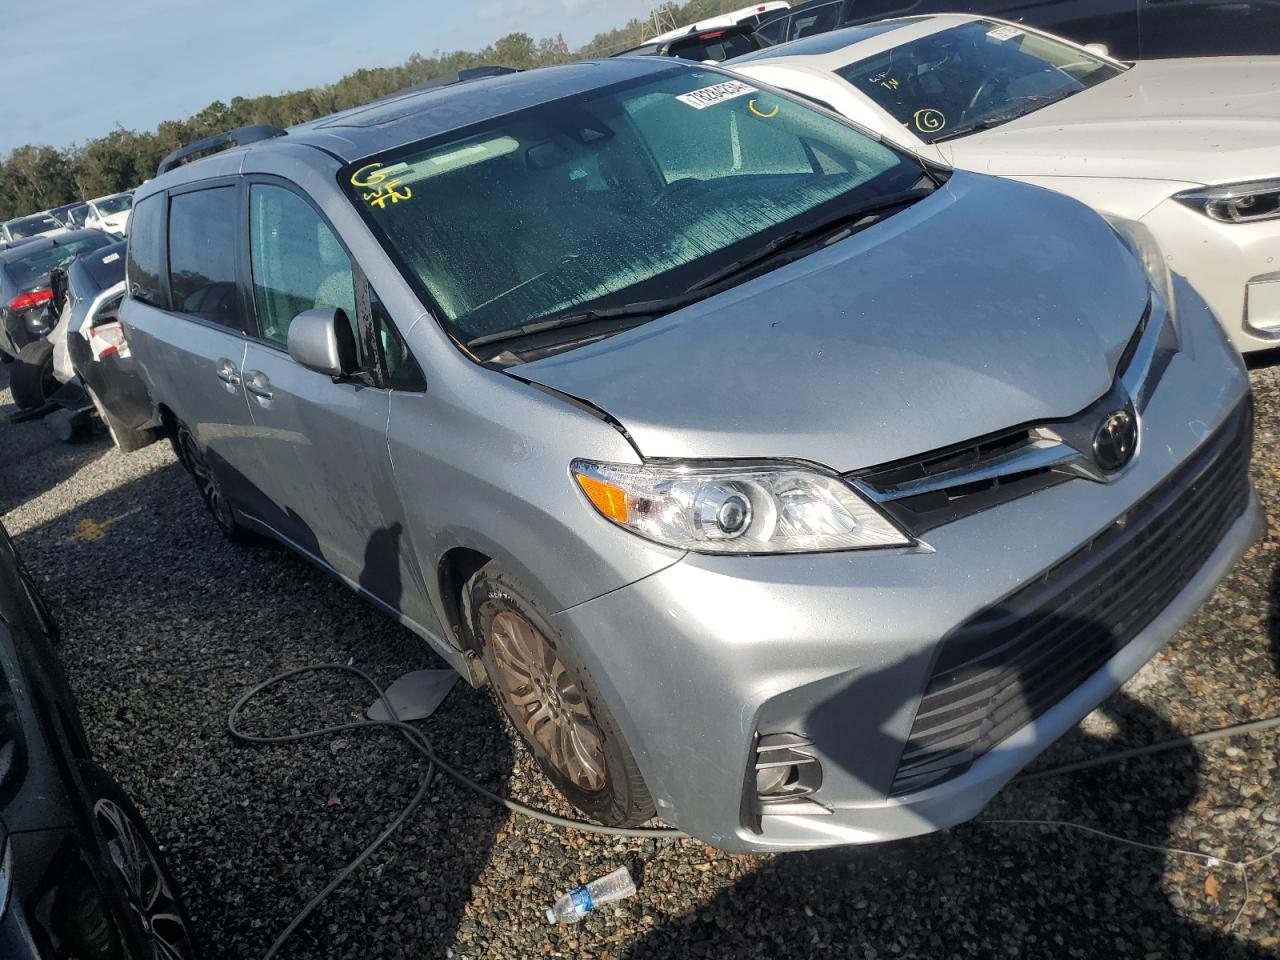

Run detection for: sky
[[0, 0, 658, 154]]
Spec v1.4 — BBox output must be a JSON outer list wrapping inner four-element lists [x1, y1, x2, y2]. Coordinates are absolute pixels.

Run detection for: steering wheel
[[963, 73, 1009, 121]]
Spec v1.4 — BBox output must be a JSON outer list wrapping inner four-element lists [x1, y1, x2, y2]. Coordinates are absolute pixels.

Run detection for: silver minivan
[[120, 60, 1258, 852]]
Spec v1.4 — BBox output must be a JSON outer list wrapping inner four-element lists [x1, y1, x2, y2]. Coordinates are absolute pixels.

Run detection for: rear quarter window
[[126, 194, 166, 307]]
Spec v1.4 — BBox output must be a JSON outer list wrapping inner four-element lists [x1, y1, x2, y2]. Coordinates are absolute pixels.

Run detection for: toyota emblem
[[1093, 410, 1137, 472]]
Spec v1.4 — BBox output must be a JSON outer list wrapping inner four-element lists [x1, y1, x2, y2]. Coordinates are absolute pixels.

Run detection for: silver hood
[[517, 173, 1149, 472], [944, 59, 1280, 184]]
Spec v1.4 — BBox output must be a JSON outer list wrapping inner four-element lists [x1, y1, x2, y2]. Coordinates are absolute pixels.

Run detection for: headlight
[[571, 460, 909, 554], [1106, 216, 1176, 321], [1175, 178, 1280, 224]]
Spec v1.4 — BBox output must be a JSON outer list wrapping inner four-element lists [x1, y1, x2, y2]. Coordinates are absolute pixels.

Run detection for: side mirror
[[1083, 42, 1110, 57], [287, 307, 357, 379]]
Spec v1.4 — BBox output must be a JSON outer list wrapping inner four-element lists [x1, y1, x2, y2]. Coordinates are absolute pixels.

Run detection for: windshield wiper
[[685, 184, 936, 292], [466, 291, 713, 350], [467, 184, 936, 353], [932, 88, 1083, 143]]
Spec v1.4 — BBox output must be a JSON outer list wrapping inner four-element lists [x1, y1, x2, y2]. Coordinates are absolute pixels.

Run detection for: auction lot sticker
[[677, 80, 755, 109]]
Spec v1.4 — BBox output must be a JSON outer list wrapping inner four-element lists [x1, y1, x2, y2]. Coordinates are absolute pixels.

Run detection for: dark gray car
[[119, 59, 1258, 852]]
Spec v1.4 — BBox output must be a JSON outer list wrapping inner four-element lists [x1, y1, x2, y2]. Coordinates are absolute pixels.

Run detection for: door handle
[[215, 358, 241, 386], [244, 370, 273, 401]]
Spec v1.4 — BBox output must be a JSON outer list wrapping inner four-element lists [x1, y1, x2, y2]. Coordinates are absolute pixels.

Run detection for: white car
[[729, 15, 1280, 352], [83, 192, 133, 237], [649, 2, 791, 42]]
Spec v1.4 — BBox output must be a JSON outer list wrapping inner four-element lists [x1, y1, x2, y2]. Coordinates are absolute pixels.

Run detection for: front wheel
[[468, 562, 655, 827], [80, 763, 197, 960]]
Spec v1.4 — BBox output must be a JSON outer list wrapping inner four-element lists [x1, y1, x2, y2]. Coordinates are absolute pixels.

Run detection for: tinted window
[[168, 187, 242, 329], [346, 68, 917, 347], [756, 17, 788, 45], [249, 184, 357, 348], [789, 2, 841, 39], [668, 31, 759, 61], [836, 21, 1123, 143], [126, 194, 165, 306]]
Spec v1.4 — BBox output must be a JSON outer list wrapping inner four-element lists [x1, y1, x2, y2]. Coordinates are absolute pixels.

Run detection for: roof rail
[[156, 124, 288, 177]]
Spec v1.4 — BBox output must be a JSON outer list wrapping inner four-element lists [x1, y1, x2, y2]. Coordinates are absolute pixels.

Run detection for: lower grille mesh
[[891, 401, 1253, 796]]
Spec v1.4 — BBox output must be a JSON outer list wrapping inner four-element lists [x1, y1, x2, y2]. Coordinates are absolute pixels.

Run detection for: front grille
[[890, 400, 1252, 796]]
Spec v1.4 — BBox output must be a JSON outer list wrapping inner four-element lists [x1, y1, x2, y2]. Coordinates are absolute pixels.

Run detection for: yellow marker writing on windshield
[[748, 99, 779, 119], [351, 162, 412, 208], [913, 108, 946, 134]]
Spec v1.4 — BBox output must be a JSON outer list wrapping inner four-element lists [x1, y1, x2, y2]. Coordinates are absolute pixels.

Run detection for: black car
[[753, 0, 1280, 60], [613, 23, 765, 61], [62, 242, 158, 450], [0, 231, 114, 406], [0, 520, 197, 958]]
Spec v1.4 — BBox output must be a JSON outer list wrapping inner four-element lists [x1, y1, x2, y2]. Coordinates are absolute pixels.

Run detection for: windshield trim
[[339, 65, 929, 359]]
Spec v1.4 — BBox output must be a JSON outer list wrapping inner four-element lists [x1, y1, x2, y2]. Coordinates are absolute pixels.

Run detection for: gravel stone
[[2, 359, 1279, 959]]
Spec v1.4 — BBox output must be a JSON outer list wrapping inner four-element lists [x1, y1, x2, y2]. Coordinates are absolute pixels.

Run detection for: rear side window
[[126, 194, 165, 306], [756, 17, 788, 45], [668, 31, 759, 62], [790, 2, 841, 39], [168, 187, 243, 330]]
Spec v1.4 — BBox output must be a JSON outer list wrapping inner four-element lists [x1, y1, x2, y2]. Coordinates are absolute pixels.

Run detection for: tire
[[173, 421, 250, 544], [85, 384, 157, 453], [468, 562, 654, 826], [79, 762, 198, 960], [10, 338, 56, 410]]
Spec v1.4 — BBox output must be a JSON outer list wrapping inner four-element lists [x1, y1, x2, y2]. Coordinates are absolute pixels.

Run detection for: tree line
[[0, 0, 749, 220]]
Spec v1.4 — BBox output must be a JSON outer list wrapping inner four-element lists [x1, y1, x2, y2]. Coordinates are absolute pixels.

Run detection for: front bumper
[[1143, 196, 1280, 353], [553, 276, 1258, 852]]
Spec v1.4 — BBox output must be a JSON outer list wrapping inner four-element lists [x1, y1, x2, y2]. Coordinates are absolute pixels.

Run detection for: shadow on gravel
[[16, 458, 516, 960], [629, 608, 1272, 960], [0, 363, 113, 517], [1268, 562, 1280, 681]]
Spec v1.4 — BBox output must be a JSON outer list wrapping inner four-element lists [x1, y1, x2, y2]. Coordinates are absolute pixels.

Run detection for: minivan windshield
[[836, 21, 1123, 143], [345, 67, 925, 348]]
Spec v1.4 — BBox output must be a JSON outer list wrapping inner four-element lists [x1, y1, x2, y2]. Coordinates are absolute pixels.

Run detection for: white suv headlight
[[1175, 178, 1280, 224], [571, 460, 909, 554]]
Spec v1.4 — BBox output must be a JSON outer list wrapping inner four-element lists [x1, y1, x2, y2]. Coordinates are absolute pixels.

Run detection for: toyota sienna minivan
[[119, 60, 1259, 852]]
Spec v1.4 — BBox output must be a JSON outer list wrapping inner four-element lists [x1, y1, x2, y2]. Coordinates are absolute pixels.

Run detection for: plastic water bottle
[[545, 866, 636, 923]]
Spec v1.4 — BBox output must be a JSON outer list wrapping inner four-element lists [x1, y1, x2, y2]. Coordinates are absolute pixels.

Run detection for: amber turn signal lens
[[575, 473, 630, 523]]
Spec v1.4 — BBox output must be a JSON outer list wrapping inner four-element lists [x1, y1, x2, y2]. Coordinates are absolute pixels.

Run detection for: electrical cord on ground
[[227, 663, 684, 959], [980, 819, 1280, 932], [1011, 713, 1280, 785], [230, 663, 1280, 957]]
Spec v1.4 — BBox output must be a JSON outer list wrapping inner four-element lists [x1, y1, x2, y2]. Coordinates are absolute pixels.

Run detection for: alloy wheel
[[177, 429, 235, 533], [488, 610, 607, 792], [93, 797, 193, 960]]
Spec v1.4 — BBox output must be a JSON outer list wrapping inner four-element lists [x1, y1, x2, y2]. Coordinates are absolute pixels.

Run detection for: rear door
[[237, 179, 410, 601], [121, 185, 268, 515]]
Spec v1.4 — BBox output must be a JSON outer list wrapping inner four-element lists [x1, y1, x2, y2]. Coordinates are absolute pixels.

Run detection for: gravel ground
[[2, 359, 1280, 960]]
